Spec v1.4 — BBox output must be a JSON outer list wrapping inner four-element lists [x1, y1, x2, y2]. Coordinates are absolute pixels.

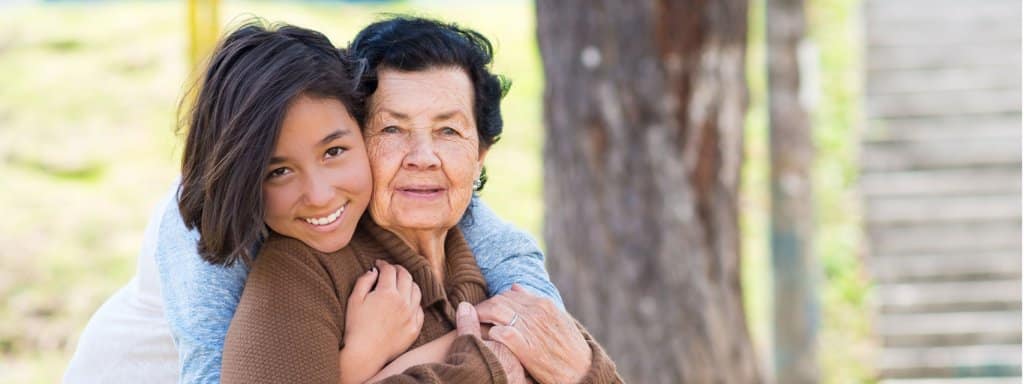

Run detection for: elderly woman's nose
[[403, 133, 441, 170]]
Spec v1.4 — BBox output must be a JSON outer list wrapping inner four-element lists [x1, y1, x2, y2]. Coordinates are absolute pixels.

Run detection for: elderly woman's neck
[[392, 228, 448, 279]]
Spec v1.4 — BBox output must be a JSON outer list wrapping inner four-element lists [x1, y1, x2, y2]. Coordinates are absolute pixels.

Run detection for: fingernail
[[457, 301, 471, 316]]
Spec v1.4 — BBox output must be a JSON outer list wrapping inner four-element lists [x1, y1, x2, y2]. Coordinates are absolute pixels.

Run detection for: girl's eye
[[381, 126, 400, 134], [325, 146, 346, 158], [267, 167, 290, 179], [440, 127, 459, 136]]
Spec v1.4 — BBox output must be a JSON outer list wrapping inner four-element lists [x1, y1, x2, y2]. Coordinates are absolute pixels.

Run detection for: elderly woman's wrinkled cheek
[[363, 132, 482, 232], [438, 138, 482, 208], [364, 134, 404, 225]]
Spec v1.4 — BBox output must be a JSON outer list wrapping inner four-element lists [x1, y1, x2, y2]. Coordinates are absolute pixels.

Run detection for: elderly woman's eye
[[325, 146, 346, 158], [381, 125, 401, 134], [440, 127, 459, 136], [267, 167, 290, 179]]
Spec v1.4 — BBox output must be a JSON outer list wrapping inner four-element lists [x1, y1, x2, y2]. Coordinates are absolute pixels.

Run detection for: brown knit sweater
[[221, 217, 622, 384]]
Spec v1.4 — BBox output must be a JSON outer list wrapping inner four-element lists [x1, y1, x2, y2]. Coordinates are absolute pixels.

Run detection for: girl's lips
[[299, 203, 348, 233]]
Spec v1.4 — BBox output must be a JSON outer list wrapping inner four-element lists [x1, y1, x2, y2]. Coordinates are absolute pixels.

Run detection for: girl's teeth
[[305, 206, 345, 226]]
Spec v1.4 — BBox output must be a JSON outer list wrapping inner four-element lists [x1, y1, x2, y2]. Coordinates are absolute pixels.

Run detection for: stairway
[[862, 0, 1022, 382]]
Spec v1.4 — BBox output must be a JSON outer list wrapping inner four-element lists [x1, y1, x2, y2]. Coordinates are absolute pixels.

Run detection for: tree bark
[[536, 1, 762, 382], [767, 0, 819, 382]]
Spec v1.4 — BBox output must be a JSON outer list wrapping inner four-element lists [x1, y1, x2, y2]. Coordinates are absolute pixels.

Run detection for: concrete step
[[879, 344, 1021, 378], [870, 251, 1021, 283], [867, 220, 1021, 255], [865, 195, 1021, 225], [879, 311, 1022, 347], [860, 168, 1021, 198], [880, 378, 1022, 384], [877, 280, 1021, 313]]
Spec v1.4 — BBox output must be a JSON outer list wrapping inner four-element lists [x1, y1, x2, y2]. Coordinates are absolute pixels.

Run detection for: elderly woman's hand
[[476, 285, 592, 384], [456, 302, 528, 384]]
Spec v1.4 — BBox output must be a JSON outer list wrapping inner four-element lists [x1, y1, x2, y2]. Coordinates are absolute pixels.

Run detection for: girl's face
[[262, 95, 372, 253]]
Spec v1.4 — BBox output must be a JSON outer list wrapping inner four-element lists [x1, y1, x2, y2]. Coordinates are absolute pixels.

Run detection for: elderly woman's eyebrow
[[375, 109, 466, 123], [432, 111, 466, 122]]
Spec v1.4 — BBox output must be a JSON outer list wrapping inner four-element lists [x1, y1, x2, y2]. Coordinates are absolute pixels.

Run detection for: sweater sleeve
[[372, 335, 508, 384], [459, 198, 566, 311], [220, 239, 344, 384], [574, 321, 623, 384], [152, 182, 249, 384]]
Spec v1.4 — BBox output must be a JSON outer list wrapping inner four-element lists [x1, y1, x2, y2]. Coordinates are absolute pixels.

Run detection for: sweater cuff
[[574, 322, 623, 384], [449, 334, 509, 384]]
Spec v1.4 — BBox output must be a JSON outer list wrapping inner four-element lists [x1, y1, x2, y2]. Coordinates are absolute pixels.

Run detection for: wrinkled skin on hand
[[475, 285, 591, 384], [456, 302, 528, 384]]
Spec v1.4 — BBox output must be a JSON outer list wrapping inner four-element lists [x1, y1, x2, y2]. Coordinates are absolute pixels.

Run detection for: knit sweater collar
[[356, 215, 489, 319]]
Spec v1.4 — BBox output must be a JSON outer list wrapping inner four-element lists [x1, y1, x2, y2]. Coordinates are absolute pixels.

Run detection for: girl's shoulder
[[253, 232, 370, 292]]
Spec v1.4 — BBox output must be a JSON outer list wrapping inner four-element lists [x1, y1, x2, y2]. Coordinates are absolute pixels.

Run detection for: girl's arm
[[366, 331, 458, 381], [364, 325, 494, 381], [152, 183, 250, 384], [460, 198, 566, 310]]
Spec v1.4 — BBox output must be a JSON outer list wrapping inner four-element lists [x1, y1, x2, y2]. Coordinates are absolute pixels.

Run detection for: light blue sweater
[[152, 184, 564, 383]]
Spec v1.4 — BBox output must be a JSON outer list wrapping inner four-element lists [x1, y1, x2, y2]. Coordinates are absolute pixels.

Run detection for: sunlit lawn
[[0, 1, 870, 383]]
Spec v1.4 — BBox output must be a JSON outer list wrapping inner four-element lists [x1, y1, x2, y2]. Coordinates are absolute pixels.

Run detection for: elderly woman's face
[[365, 67, 487, 235]]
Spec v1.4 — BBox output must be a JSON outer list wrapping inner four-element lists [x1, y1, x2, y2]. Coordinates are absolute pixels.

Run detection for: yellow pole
[[187, 0, 221, 70], [182, 0, 220, 124]]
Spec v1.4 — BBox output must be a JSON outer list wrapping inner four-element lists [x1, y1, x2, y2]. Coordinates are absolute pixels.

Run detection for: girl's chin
[[306, 237, 349, 254], [300, 222, 356, 253]]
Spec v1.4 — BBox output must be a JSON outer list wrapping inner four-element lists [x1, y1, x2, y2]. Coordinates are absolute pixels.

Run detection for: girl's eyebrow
[[269, 129, 350, 165], [319, 129, 350, 145]]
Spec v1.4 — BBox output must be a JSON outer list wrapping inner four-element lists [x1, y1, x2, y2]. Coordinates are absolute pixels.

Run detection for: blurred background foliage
[[0, 0, 870, 382]]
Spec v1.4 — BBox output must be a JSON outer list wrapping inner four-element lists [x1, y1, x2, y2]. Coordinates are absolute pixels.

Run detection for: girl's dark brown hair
[[177, 20, 365, 266]]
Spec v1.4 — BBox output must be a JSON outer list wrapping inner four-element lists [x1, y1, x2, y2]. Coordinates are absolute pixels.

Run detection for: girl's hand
[[344, 260, 424, 367]]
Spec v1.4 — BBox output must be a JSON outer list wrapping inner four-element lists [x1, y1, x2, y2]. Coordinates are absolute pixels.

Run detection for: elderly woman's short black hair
[[347, 16, 510, 151], [178, 20, 363, 266]]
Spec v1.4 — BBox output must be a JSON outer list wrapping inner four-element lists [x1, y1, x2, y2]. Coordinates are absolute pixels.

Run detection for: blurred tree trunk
[[767, 0, 820, 383], [536, 1, 762, 382]]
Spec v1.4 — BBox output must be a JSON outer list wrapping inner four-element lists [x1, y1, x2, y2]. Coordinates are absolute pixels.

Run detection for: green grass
[[0, 1, 869, 383]]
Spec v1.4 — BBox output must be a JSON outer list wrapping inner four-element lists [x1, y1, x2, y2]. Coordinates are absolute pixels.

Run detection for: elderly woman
[[219, 17, 621, 383]]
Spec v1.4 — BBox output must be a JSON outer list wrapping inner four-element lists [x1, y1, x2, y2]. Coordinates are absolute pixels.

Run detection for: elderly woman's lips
[[397, 187, 445, 199]]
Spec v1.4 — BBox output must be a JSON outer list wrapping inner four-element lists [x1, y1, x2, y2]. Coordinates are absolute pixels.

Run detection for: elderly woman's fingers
[[490, 287, 594, 384], [455, 302, 482, 338], [484, 339, 528, 384], [475, 296, 519, 326], [489, 325, 533, 356], [348, 267, 379, 304], [375, 259, 397, 291]]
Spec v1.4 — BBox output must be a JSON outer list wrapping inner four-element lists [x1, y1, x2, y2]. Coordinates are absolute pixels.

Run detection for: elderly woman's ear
[[473, 149, 488, 192]]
